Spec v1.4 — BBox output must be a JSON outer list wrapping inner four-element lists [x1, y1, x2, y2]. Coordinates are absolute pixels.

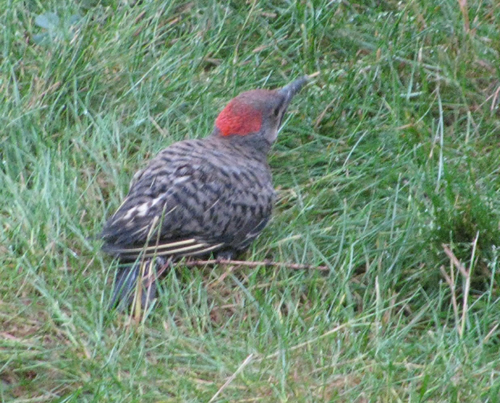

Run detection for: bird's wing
[[101, 147, 274, 260]]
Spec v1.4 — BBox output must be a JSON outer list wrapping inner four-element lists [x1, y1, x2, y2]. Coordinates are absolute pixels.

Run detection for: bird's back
[[101, 136, 275, 261]]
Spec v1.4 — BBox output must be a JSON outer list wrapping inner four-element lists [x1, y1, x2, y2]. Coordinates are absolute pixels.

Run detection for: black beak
[[278, 76, 309, 104], [276, 76, 309, 128]]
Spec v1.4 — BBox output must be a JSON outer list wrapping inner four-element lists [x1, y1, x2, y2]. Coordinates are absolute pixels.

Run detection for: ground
[[1, 0, 500, 401]]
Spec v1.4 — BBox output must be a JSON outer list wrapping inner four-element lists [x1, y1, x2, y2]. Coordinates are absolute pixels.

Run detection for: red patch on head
[[215, 97, 262, 136]]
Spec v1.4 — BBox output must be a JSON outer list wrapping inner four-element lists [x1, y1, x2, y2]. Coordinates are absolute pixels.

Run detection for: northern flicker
[[101, 76, 309, 309]]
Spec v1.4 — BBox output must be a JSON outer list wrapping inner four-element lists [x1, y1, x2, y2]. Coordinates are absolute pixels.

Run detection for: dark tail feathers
[[109, 261, 158, 311]]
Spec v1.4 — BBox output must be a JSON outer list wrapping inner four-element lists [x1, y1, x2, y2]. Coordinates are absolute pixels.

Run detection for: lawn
[[2, 0, 500, 401]]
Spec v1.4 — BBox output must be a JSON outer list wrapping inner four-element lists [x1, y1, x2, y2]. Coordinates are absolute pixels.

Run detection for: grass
[[1, 0, 500, 401]]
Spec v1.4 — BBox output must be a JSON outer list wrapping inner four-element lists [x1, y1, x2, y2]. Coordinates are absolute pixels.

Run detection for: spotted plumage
[[101, 77, 309, 309]]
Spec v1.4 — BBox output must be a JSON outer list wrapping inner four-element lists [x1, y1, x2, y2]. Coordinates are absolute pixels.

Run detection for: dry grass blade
[[441, 236, 477, 338], [442, 244, 469, 278], [490, 86, 500, 112], [208, 354, 254, 403], [439, 264, 460, 336], [255, 323, 353, 363], [457, 0, 470, 33]]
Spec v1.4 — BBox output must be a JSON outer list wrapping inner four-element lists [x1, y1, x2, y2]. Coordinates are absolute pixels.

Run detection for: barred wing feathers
[[101, 139, 274, 261]]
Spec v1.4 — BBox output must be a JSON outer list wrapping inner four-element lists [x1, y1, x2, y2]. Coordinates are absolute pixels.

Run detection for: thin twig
[[176, 259, 330, 271], [208, 353, 254, 403]]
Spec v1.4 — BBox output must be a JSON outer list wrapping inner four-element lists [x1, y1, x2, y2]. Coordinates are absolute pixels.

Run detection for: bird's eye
[[273, 108, 280, 117]]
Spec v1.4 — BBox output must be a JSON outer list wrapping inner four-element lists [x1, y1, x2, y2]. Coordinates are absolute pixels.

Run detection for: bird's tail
[[110, 259, 158, 312]]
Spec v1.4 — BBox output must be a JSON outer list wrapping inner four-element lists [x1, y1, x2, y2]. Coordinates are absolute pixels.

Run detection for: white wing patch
[[121, 195, 165, 220]]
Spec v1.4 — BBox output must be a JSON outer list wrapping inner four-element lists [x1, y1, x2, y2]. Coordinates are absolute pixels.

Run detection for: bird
[[101, 76, 309, 310]]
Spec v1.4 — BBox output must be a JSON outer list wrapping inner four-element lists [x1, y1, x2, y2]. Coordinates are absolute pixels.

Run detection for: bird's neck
[[208, 129, 272, 161]]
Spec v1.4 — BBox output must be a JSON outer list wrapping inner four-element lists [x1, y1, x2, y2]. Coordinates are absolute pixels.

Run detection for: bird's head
[[214, 76, 309, 147]]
